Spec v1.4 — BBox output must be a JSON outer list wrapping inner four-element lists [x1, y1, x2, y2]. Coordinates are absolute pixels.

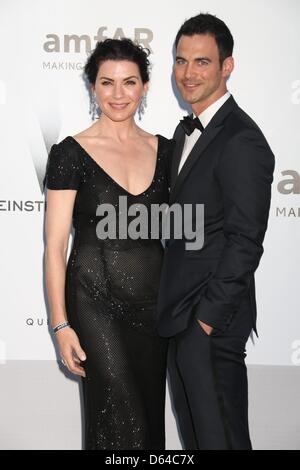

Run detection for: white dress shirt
[[178, 91, 231, 174]]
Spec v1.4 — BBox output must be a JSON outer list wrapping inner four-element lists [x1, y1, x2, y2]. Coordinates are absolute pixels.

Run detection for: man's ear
[[222, 56, 234, 78]]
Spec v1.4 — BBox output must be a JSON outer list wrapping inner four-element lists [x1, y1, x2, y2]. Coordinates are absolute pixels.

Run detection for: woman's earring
[[90, 93, 100, 120], [138, 94, 147, 120]]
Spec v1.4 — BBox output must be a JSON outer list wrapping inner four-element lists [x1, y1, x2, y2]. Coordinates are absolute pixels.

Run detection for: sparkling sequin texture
[[43, 135, 173, 450]]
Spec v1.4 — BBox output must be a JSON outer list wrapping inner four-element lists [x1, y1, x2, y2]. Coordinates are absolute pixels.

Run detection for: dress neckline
[[67, 135, 161, 197]]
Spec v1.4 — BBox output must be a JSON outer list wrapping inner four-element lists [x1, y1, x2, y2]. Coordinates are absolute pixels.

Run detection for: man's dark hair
[[175, 13, 234, 66]]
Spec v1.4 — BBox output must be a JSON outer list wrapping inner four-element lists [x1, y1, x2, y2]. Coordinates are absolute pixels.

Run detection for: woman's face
[[93, 60, 148, 122]]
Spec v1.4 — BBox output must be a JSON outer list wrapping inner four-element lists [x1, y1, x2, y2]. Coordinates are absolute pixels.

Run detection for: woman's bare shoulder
[[137, 128, 158, 151], [72, 123, 100, 141]]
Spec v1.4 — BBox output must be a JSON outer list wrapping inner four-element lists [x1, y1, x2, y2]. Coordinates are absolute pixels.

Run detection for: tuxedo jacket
[[157, 96, 275, 337]]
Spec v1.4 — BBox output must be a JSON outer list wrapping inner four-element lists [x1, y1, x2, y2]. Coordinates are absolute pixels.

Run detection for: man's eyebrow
[[175, 56, 212, 62], [194, 57, 212, 62]]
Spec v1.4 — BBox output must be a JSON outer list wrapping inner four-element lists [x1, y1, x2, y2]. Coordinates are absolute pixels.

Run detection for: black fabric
[[157, 96, 275, 337], [179, 115, 204, 135], [157, 96, 275, 449], [44, 135, 173, 450], [168, 310, 253, 450]]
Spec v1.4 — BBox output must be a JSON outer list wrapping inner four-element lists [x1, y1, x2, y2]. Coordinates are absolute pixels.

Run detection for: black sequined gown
[[43, 135, 172, 450]]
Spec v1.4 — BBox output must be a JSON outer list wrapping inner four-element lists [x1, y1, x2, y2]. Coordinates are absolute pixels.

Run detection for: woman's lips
[[109, 103, 129, 109]]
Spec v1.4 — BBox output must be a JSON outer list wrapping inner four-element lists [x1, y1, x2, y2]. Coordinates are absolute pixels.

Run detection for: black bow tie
[[180, 115, 204, 136]]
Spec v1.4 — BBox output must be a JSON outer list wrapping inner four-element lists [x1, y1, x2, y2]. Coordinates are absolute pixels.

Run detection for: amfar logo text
[[277, 170, 300, 194], [276, 170, 300, 217], [43, 27, 154, 54]]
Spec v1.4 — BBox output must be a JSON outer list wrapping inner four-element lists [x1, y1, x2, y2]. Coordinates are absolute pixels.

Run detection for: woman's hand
[[56, 327, 87, 377]]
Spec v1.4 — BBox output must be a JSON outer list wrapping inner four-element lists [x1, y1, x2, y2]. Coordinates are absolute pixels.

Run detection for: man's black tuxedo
[[157, 96, 274, 338], [157, 96, 275, 450]]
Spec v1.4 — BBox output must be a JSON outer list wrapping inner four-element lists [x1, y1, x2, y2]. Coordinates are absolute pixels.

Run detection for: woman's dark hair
[[84, 38, 150, 85], [175, 13, 234, 66]]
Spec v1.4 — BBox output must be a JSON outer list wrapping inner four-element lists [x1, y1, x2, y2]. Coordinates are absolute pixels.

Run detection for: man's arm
[[194, 128, 275, 332]]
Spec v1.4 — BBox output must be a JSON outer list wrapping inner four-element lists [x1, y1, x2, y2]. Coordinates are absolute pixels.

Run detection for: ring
[[61, 358, 66, 366]]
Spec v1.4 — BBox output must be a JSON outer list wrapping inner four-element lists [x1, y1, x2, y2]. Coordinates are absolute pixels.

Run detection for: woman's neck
[[92, 114, 141, 143]]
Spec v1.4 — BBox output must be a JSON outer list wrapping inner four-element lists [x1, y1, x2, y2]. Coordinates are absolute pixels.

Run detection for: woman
[[43, 38, 173, 450]]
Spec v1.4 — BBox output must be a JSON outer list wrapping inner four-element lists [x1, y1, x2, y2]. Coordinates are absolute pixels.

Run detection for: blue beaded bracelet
[[53, 321, 70, 334]]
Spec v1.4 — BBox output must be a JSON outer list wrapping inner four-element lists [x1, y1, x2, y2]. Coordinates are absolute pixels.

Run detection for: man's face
[[174, 34, 233, 114]]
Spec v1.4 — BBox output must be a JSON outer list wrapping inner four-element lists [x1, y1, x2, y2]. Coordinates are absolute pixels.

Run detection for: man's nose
[[184, 63, 195, 80]]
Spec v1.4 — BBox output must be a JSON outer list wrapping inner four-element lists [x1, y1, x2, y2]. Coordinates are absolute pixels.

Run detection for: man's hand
[[197, 319, 213, 335]]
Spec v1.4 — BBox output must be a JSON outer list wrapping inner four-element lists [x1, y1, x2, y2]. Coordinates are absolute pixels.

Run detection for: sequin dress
[[43, 135, 172, 450]]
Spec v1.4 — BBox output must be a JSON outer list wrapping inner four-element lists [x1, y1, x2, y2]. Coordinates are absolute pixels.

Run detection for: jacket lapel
[[170, 96, 238, 204], [170, 126, 185, 190]]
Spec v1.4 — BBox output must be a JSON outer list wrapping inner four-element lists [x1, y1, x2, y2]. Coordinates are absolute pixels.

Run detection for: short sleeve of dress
[[43, 139, 82, 190], [157, 135, 175, 190]]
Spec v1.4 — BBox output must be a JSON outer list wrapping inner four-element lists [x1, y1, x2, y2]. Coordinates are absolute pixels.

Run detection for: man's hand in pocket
[[197, 319, 213, 336]]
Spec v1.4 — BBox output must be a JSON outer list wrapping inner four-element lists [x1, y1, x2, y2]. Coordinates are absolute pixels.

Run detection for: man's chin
[[185, 96, 203, 105], [180, 92, 198, 103]]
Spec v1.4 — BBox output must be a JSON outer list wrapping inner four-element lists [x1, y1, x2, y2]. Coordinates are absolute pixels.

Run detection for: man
[[157, 13, 275, 449]]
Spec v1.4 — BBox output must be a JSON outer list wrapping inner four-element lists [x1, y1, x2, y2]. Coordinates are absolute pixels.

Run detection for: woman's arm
[[45, 189, 86, 377]]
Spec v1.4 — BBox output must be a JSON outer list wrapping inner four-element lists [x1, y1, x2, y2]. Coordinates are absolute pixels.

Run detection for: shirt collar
[[194, 91, 231, 128]]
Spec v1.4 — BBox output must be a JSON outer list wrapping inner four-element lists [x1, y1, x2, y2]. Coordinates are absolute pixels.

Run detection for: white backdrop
[[0, 0, 299, 450]]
